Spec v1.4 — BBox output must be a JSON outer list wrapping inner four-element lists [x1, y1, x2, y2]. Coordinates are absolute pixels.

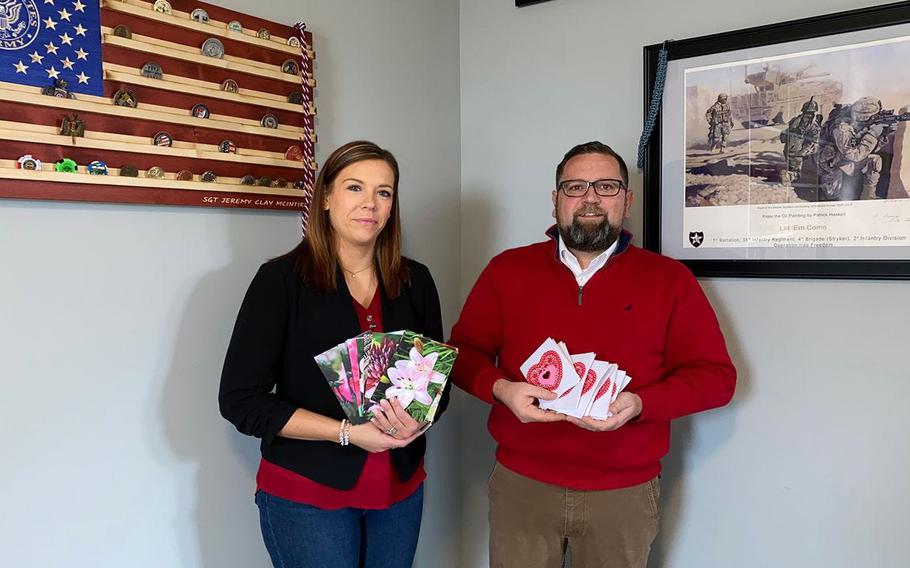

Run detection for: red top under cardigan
[[256, 288, 425, 509]]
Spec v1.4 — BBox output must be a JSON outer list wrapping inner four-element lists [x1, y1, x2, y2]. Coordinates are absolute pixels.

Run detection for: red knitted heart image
[[594, 377, 613, 401], [526, 350, 563, 391], [581, 368, 598, 395], [573, 362, 586, 378]]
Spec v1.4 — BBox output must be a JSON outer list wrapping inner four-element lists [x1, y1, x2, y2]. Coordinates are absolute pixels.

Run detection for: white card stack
[[520, 337, 631, 419]]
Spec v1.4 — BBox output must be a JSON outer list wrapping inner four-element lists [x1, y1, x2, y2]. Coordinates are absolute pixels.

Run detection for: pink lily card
[[368, 331, 457, 423]]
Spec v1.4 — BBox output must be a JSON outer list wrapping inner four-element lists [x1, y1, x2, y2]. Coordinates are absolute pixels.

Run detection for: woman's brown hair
[[279, 140, 409, 297]]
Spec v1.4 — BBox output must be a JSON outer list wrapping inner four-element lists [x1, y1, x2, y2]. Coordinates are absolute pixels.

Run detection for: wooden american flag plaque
[[0, 0, 316, 212]]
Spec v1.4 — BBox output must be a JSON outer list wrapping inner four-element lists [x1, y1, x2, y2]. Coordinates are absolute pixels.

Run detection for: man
[[450, 142, 736, 568], [817, 96, 887, 200], [780, 97, 822, 186], [706, 93, 735, 152]]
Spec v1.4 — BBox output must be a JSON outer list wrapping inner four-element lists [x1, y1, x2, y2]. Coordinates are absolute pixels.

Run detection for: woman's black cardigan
[[218, 254, 448, 490]]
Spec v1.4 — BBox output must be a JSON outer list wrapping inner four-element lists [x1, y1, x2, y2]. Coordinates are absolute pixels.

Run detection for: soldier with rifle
[[817, 97, 910, 200], [706, 93, 735, 153], [780, 97, 822, 185]]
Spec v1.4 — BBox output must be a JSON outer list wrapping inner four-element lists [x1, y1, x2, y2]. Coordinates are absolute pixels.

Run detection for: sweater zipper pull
[[577, 285, 583, 306]]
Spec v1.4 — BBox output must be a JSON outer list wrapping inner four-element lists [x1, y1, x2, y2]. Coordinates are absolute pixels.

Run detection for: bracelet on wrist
[[338, 419, 350, 446]]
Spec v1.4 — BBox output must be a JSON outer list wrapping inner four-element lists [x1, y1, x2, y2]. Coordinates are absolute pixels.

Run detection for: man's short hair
[[555, 141, 629, 188]]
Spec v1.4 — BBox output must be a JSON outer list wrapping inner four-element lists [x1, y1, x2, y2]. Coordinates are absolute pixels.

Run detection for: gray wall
[[459, 0, 909, 567], [0, 1, 460, 566]]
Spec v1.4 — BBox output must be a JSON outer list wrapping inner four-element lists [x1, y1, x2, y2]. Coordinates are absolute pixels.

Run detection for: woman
[[219, 140, 447, 567]]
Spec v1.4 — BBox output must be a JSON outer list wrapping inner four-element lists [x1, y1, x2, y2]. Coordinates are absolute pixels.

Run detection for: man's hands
[[493, 379, 643, 431], [566, 392, 642, 432], [492, 379, 565, 424]]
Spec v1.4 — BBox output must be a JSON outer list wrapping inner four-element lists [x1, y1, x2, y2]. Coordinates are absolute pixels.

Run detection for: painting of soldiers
[[682, 34, 910, 209], [705, 93, 734, 152], [645, 5, 910, 266], [779, 97, 822, 186], [816, 97, 910, 201]]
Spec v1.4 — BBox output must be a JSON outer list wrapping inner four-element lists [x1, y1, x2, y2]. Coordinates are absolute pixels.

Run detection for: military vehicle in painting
[[730, 64, 843, 129]]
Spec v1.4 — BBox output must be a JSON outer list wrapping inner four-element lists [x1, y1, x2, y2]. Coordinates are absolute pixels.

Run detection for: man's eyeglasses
[[557, 179, 626, 198]]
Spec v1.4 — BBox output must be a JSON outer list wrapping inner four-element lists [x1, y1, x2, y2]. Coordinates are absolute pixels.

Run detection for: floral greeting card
[[369, 331, 456, 423], [315, 330, 457, 427]]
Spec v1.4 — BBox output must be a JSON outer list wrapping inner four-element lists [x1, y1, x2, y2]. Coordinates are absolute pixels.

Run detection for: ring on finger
[[386, 426, 398, 436]]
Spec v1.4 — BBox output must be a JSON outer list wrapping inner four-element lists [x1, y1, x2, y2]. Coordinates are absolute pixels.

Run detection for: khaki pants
[[489, 463, 659, 568]]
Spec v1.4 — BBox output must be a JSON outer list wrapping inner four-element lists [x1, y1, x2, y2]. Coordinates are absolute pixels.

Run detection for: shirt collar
[[546, 224, 633, 255], [557, 233, 618, 274]]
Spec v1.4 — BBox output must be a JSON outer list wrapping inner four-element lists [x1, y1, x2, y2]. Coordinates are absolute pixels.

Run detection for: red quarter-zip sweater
[[450, 229, 736, 490]]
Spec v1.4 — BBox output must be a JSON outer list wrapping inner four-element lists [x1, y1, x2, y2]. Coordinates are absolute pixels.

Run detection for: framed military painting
[[642, 1, 910, 279]]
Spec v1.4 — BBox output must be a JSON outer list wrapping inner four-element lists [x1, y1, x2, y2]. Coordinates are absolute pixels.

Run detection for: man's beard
[[558, 206, 622, 253]]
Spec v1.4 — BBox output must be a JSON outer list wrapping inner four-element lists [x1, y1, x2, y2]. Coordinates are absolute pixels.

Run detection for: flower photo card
[[361, 331, 404, 401], [315, 330, 457, 429], [369, 330, 457, 423], [314, 342, 366, 423], [344, 336, 365, 419], [355, 332, 373, 395]]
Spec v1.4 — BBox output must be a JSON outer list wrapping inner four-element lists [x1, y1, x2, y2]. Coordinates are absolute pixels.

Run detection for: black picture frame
[[516, 0, 553, 7], [642, 1, 910, 279]]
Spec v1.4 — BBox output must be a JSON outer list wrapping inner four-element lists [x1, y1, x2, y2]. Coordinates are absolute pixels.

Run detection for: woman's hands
[[348, 398, 427, 453], [371, 398, 426, 439]]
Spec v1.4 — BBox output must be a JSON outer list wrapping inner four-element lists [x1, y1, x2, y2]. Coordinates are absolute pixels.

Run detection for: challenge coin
[[146, 166, 165, 178], [260, 113, 278, 129], [201, 38, 225, 59], [285, 145, 303, 161], [281, 59, 300, 75], [190, 9, 209, 23], [191, 103, 210, 118], [120, 164, 139, 177], [153, 131, 173, 147], [152, 0, 172, 15], [140, 62, 163, 79], [113, 25, 132, 39]]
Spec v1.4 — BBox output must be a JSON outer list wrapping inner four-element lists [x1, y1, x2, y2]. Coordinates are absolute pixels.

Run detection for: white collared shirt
[[558, 235, 617, 287]]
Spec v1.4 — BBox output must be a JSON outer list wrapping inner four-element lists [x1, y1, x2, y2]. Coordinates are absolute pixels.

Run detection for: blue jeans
[[255, 485, 424, 568]]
